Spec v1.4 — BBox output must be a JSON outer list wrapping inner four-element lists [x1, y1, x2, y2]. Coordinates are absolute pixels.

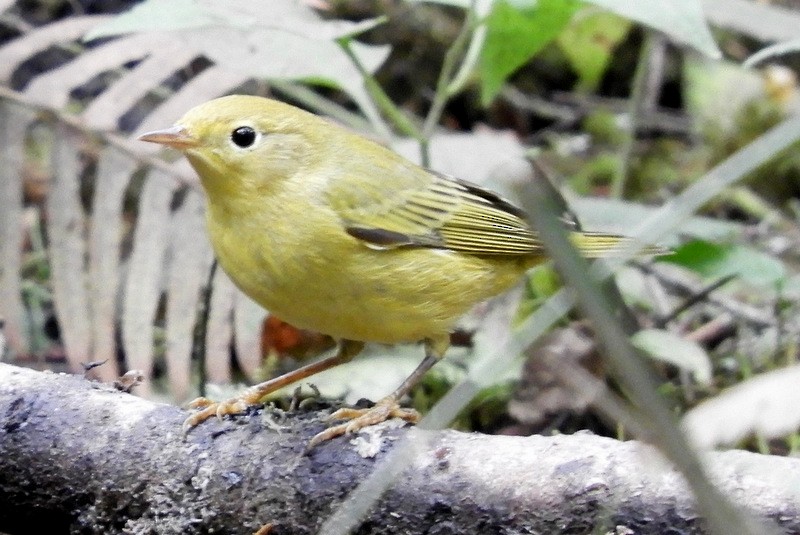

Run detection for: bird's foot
[[308, 397, 420, 448], [183, 396, 252, 432]]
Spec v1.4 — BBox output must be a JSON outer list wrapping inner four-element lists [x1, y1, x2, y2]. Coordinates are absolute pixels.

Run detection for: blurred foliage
[[663, 240, 786, 287]]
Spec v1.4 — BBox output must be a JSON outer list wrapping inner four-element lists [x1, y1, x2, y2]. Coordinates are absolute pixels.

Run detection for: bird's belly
[[211, 221, 529, 344]]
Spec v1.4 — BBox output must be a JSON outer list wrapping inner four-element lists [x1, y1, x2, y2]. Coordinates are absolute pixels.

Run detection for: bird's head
[[139, 95, 324, 198]]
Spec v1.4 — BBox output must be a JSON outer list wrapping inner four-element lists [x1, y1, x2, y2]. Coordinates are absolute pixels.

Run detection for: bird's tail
[[569, 231, 670, 258]]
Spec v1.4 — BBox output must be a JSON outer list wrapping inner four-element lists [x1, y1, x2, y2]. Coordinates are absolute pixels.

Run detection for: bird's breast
[[205, 198, 530, 344]]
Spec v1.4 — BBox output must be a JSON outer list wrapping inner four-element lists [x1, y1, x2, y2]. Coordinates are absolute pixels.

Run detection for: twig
[[635, 261, 776, 328], [500, 86, 581, 124], [686, 315, 738, 346], [549, 90, 694, 135], [656, 275, 737, 328]]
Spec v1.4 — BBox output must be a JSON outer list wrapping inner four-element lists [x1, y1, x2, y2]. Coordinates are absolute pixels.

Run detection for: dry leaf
[[683, 365, 800, 449]]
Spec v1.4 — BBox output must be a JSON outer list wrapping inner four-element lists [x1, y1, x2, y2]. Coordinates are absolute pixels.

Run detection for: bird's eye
[[231, 126, 257, 148]]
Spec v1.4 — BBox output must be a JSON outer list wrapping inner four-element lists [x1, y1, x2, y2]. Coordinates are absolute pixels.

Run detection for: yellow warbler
[[139, 95, 660, 446]]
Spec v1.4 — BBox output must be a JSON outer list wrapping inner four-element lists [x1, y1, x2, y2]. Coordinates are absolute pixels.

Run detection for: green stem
[[338, 38, 421, 141], [269, 79, 375, 134], [446, 12, 486, 97], [610, 31, 663, 198], [420, 6, 478, 166]]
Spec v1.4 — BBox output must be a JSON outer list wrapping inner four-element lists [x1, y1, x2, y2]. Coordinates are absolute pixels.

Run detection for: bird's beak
[[138, 125, 199, 149]]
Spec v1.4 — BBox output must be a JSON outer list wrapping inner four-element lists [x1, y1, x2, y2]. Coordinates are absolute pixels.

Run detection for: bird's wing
[[329, 169, 542, 256]]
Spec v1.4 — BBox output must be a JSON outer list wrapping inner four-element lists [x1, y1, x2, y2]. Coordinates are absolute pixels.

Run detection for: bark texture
[[0, 363, 798, 534]]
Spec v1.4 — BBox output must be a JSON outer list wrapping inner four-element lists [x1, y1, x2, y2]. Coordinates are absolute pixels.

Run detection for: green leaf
[[683, 365, 800, 449], [557, 9, 631, 92], [660, 240, 786, 286], [631, 329, 712, 383], [417, 0, 718, 101], [517, 264, 562, 320], [480, 0, 579, 104], [587, 0, 720, 58]]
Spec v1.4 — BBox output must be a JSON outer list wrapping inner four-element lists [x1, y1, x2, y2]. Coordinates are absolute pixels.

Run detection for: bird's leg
[[184, 339, 364, 432], [308, 336, 449, 447]]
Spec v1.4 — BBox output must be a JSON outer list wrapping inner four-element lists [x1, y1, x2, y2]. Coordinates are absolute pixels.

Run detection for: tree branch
[[0, 363, 797, 534]]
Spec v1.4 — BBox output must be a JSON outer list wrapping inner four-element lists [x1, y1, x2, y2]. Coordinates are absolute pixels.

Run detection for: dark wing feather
[[330, 167, 541, 256]]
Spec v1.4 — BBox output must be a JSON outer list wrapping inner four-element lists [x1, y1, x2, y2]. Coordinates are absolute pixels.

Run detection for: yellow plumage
[[139, 94, 662, 445]]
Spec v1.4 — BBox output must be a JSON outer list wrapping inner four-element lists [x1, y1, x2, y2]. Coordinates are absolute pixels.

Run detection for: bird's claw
[[182, 396, 251, 433], [187, 396, 215, 410], [308, 398, 419, 448], [183, 394, 420, 449]]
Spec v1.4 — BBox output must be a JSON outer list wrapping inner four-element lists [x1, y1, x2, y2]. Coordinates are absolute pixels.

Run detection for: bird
[[139, 94, 663, 446]]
